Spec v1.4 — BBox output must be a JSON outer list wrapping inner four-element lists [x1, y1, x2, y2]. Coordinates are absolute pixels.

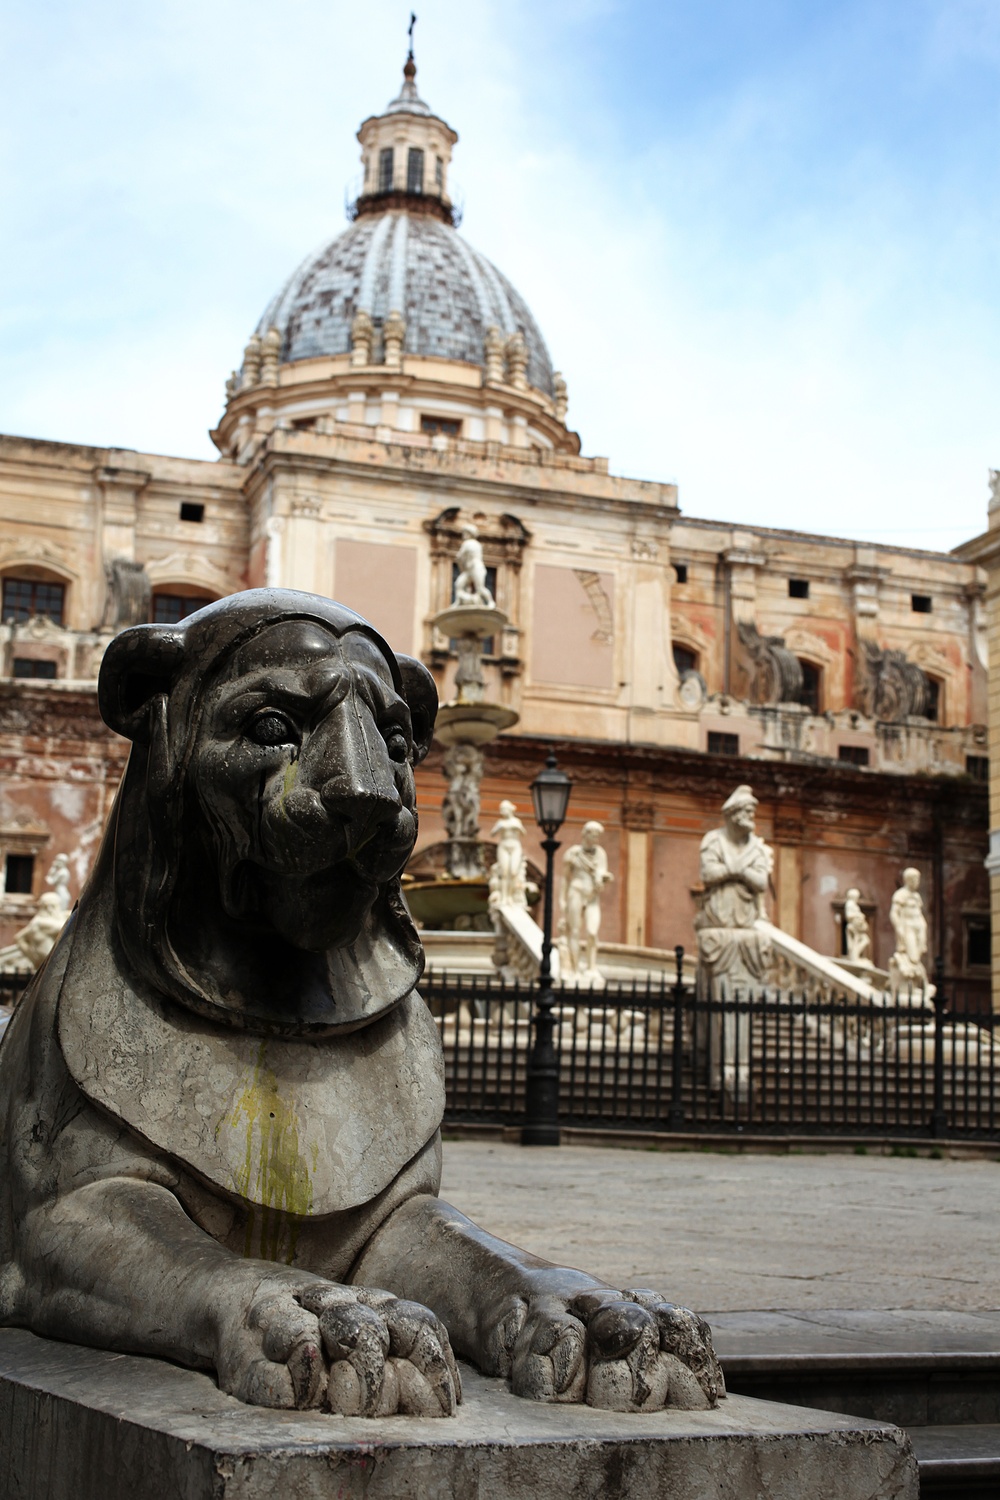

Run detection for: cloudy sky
[[4, 0, 999, 549]]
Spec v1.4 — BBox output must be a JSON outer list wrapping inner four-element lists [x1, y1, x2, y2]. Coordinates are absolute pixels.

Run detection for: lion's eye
[[248, 711, 298, 748], [384, 729, 409, 763]]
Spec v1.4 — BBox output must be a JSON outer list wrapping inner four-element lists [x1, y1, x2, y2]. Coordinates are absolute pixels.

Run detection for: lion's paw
[[500, 1289, 723, 1412], [218, 1279, 460, 1417]]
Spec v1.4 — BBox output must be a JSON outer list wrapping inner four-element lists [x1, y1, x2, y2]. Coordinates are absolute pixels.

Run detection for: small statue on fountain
[[488, 801, 534, 910], [843, 888, 872, 967], [888, 867, 930, 999], [559, 821, 613, 986], [452, 524, 495, 608]]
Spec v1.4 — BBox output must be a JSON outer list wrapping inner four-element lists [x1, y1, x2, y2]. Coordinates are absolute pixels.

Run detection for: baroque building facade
[[0, 57, 990, 991]]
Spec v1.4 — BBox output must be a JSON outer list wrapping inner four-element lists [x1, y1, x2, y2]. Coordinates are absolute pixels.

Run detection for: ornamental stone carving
[[240, 334, 262, 389], [0, 588, 722, 1420], [383, 309, 406, 370], [855, 641, 930, 722], [736, 622, 802, 706], [350, 309, 375, 367], [0, 893, 68, 976]]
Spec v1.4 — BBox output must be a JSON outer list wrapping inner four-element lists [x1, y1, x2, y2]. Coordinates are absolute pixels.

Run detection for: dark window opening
[[421, 415, 461, 438], [788, 578, 810, 599], [795, 659, 822, 714], [406, 147, 425, 194], [13, 658, 57, 679], [4, 853, 34, 895], [912, 594, 932, 614], [435, 155, 444, 189], [708, 731, 739, 756], [152, 593, 214, 625], [179, 502, 205, 524], [966, 916, 991, 969], [673, 563, 688, 584], [378, 148, 394, 193], [924, 678, 940, 722], [838, 745, 870, 767], [2, 577, 65, 626], [673, 644, 698, 677], [966, 755, 989, 782]]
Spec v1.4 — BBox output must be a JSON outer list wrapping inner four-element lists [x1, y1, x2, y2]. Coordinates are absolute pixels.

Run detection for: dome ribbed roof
[[255, 211, 556, 397]]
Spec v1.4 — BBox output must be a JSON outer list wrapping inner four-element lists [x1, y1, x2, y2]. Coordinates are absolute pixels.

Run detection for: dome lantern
[[351, 45, 458, 227]]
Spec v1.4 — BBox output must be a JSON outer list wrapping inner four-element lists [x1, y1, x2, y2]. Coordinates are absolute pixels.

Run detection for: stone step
[[909, 1424, 1000, 1498]]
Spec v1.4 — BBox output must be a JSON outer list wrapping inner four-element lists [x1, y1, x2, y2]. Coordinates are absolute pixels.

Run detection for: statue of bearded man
[[694, 785, 774, 993]]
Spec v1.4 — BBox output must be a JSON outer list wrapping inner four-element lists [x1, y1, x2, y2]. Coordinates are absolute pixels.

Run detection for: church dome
[[254, 212, 556, 398]]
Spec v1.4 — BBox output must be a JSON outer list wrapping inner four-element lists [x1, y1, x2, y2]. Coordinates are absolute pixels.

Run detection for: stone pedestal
[[0, 1328, 918, 1499]]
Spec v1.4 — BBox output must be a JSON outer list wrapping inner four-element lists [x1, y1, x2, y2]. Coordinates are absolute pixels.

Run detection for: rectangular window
[[2, 577, 65, 626], [421, 415, 461, 437], [179, 502, 205, 523], [924, 678, 940, 722], [965, 915, 991, 969], [407, 147, 425, 194], [4, 853, 34, 895], [912, 594, 932, 613], [838, 745, 870, 767], [12, 658, 57, 679], [788, 578, 809, 599], [673, 563, 688, 584], [435, 156, 443, 189], [966, 755, 989, 782], [378, 147, 394, 193], [707, 731, 739, 756], [152, 593, 211, 625]]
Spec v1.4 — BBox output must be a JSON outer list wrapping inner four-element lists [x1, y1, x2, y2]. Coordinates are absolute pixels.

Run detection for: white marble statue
[[559, 821, 613, 984], [888, 867, 929, 997], [0, 892, 69, 976], [46, 852, 72, 914], [488, 801, 531, 909], [693, 785, 774, 1094], [843, 888, 872, 967], [452, 524, 495, 608]]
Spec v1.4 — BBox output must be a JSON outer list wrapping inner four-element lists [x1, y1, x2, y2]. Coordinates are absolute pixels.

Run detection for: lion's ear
[[395, 653, 438, 765], [99, 625, 187, 743]]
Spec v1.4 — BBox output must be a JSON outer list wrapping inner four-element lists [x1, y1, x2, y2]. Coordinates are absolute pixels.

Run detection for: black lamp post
[[522, 751, 572, 1146]]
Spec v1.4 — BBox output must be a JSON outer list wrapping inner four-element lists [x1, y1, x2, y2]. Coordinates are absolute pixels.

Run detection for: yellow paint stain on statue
[[224, 1042, 319, 1261]]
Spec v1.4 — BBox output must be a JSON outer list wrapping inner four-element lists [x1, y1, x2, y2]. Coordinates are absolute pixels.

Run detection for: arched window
[[378, 147, 394, 193], [151, 587, 217, 625], [923, 676, 941, 723], [672, 643, 698, 677], [795, 658, 822, 715], [2, 571, 66, 627]]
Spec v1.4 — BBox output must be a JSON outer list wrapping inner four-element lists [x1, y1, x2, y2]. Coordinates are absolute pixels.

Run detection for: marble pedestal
[[0, 1328, 918, 1499]]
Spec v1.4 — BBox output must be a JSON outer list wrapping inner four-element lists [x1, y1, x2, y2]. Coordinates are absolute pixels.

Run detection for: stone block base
[[0, 1328, 918, 1499]]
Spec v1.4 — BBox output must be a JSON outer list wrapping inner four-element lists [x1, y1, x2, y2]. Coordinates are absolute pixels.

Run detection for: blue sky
[[3, 0, 999, 548]]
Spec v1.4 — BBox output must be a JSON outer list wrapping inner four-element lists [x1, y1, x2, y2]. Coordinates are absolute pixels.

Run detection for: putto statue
[[888, 866, 929, 997], [559, 821, 613, 985], [488, 800, 533, 910], [452, 523, 495, 608], [694, 785, 774, 994], [0, 892, 68, 976], [843, 888, 872, 967], [0, 590, 721, 1420], [45, 852, 73, 914]]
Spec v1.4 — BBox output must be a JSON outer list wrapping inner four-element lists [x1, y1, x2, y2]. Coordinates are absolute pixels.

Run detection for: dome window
[[435, 156, 444, 189], [378, 148, 394, 194], [421, 415, 461, 437], [407, 147, 425, 194]]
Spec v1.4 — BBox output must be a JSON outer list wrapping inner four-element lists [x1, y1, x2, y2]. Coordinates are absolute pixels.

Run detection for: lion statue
[[0, 590, 721, 1419]]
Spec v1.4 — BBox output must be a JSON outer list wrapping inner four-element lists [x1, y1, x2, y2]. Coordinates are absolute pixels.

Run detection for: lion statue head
[[94, 589, 437, 1037]]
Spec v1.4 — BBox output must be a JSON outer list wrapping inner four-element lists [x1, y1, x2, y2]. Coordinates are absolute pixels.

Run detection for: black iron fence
[[422, 970, 1000, 1140]]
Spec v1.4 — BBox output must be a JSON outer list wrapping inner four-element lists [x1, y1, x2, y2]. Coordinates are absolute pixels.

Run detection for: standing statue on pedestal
[[694, 786, 774, 1092], [888, 867, 929, 999], [452, 524, 495, 608], [441, 743, 484, 880], [488, 801, 532, 910], [843, 888, 872, 967], [559, 822, 613, 986], [46, 853, 73, 914]]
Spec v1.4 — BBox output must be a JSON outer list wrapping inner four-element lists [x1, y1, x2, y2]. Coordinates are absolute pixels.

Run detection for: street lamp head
[[530, 751, 572, 838]]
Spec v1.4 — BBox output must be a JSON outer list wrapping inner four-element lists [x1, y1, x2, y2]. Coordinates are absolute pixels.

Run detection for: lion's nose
[[319, 778, 402, 830]]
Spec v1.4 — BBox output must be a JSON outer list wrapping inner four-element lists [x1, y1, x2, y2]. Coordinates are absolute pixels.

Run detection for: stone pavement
[[438, 1141, 1000, 1314]]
